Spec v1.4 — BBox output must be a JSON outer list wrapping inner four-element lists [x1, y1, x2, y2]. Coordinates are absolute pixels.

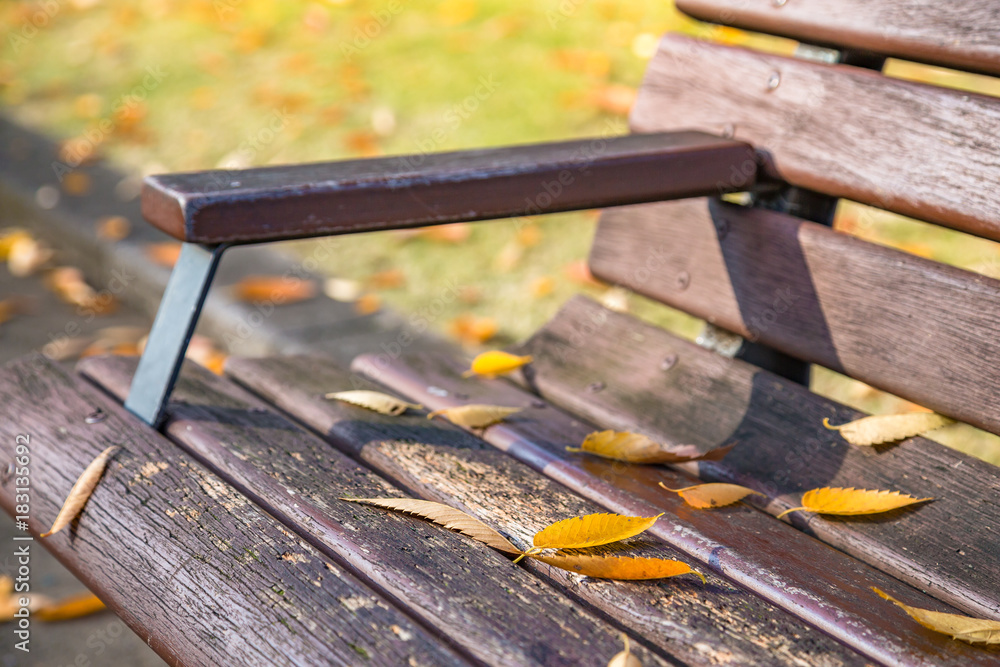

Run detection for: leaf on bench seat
[[873, 588, 1000, 645], [823, 412, 954, 446], [325, 390, 423, 416], [340, 497, 522, 555], [777, 487, 933, 519], [535, 553, 705, 583], [659, 482, 763, 509], [461, 351, 533, 378], [41, 445, 119, 538], [533, 513, 663, 551], [568, 430, 733, 465], [427, 404, 521, 428]]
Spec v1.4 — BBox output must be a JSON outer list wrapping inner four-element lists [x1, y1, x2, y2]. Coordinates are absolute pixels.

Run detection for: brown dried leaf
[[873, 587, 1000, 645], [461, 351, 533, 378], [41, 446, 119, 538], [568, 430, 734, 465], [341, 497, 521, 554], [607, 635, 643, 667], [823, 413, 954, 446], [325, 390, 422, 416], [777, 487, 932, 519], [427, 404, 521, 428], [533, 512, 662, 550], [535, 553, 704, 583], [659, 482, 762, 509]]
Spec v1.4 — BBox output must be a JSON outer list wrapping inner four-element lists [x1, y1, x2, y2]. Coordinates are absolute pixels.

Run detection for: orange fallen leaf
[[530, 276, 555, 298], [62, 171, 92, 196], [563, 259, 604, 287], [0, 576, 51, 621], [34, 592, 106, 621], [449, 314, 497, 345], [44, 267, 117, 313], [568, 430, 734, 465], [516, 223, 542, 247], [427, 404, 521, 429], [145, 242, 183, 267], [823, 413, 954, 446], [41, 445, 119, 538], [185, 335, 227, 375], [659, 482, 762, 509], [355, 293, 381, 314], [462, 351, 532, 378], [368, 268, 406, 290], [414, 223, 471, 244], [95, 215, 131, 241], [590, 84, 637, 115], [537, 553, 704, 583], [0, 228, 32, 261], [777, 487, 933, 519], [232, 276, 317, 304], [872, 587, 1000, 645]]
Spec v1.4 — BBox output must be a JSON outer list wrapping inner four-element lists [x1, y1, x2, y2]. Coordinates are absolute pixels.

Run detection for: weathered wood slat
[[677, 0, 1000, 76], [352, 347, 1000, 666], [590, 198, 1000, 436], [499, 297, 1000, 621], [633, 35, 1000, 241], [224, 354, 873, 667], [142, 131, 756, 244], [0, 354, 465, 667], [79, 356, 670, 667]]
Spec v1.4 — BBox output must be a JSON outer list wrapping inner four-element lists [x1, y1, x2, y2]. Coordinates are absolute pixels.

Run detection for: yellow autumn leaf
[[535, 553, 705, 583], [659, 482, 763, 509], [34, 592, 106, 621], [534, 513, 662, 550], [41, 446, 119, 538], [341, 497, 522, 555], [0, 228, 32, 261], [568, 430, 734, 465], [0, 576, 51, 621], [776, 487, 932, 519], [873, 587, 1000, 645], [427, 404, 521, 428], [325, 390, 422, 416], [461, 351, 532, 378], [232, 276, 317, 304], [823, 413, 954, 446], [608, 635, 643, 667]]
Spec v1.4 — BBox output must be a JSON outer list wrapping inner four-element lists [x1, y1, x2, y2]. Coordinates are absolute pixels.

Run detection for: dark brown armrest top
[[141, 131, 757, 244]]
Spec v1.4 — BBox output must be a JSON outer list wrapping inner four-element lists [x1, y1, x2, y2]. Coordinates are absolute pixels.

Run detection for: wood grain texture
[[142, 131, 756, 243], [0, 354, 463, 667], [677, 0, 1000, 76], [351, 347, 1000, 667], [224, 354, 872, 667], [79, 355, 670, 667], [501, 297, 1000, 622], [591, 198, 1000, 436], [633, 35, 1000, 241]]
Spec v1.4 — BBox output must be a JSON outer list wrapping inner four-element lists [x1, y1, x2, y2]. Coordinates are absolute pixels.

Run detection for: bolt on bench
[[4, 1, 1000, 665]]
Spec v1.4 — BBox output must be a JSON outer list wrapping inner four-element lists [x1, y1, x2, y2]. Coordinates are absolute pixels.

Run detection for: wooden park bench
[[4, 2, 1000, 664]]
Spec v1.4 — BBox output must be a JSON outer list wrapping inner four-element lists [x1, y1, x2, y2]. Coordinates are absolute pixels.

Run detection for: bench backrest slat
[[632, 35, 1000, 241], [677, 0, 1000, 76]]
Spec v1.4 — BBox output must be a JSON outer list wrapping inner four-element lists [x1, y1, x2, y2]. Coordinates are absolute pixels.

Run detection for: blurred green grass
[[2, 0, 999, 464]]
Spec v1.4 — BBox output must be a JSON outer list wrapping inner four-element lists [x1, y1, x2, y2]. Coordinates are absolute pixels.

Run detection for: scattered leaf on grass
[[533, 512, 662, 551], [608, 635, 642, 667], [367, 268, 405, 290], [568, 430, 734, 465], [341, 498, 521, 555], [427, 404, 521, 428], [462, 351, 532, 378], [777, 487, 932, 519], [823, 413, 954, 446], [34, 593, 106, 621], [873, 587, 1000, 645], [355, 293, 381, 314], [659, 482, 762, 509], [326, 390, 422, 416], [41, 446, 119, 538], [233, 276, 316, 304], [537, 553, 704, 582]]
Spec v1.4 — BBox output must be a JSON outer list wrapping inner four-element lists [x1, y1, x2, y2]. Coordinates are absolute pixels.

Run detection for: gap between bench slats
[[349, 350, 998, 667], [0, 354, 464, 667], [78, 355, 673, 667], [505, 296, 1000, 620], [590, 197, 1000, 437], [224, 354, 873, 667], [634, 34, 1000, 242], [676, 0, 1000, 77]]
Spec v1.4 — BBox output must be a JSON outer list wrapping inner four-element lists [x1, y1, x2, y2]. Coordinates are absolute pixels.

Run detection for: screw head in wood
[[676, 271, 691, 290], [767, 71, 781, 91], [84, 408, 108, 424], [586, 381, 606, 393], [660, 354, 678, 371]]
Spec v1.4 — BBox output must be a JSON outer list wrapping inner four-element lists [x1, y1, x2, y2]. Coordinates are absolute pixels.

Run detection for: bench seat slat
[[79, 355, 672, 667], [677, 0, 1000, 77], [591, 198, 1000, 436], [350, 347, 998, 667], [0, 355, 464, 667], [634, 35, 1000, 241], [224, 354, 873, 667]]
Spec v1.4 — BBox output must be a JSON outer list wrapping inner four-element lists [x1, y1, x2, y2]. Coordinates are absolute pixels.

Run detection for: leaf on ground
[[823, 413, 954, 446], [0, 297, 29, 326], [659, 482, 762, 509], [449, 314, 497, 345], [41, 445, 120, 538], [0, 228, 32, 261], [462, 351, 532, 378], [873, 587, 1000, 645], [34, 592, 106, 621], [0, 576, 52, 621], [144, 242, 183, 268], [8, 237, 53, 277], [777, 487, 932, 519], [427, 404, 521, 428], [325, 390, 422, 416], [45, 267, 117, 313], [608, 634, 643, 667], [533, 512, 662, 550], [232, 276, 317, 304], [95, 216, 131, 241], [536, 553, 704, 583], [341, 497, 521, 555], [568, 430, 733, 465]]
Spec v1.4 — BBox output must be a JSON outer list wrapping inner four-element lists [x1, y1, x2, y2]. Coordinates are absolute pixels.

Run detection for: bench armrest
[[142, 131, 757, 244]]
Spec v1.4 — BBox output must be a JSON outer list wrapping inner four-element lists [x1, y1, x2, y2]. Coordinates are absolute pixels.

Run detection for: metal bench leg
[[125, 243, 226, 428]]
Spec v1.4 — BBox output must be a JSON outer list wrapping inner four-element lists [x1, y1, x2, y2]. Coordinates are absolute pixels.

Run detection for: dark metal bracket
[[124, 243, 227, 428]]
